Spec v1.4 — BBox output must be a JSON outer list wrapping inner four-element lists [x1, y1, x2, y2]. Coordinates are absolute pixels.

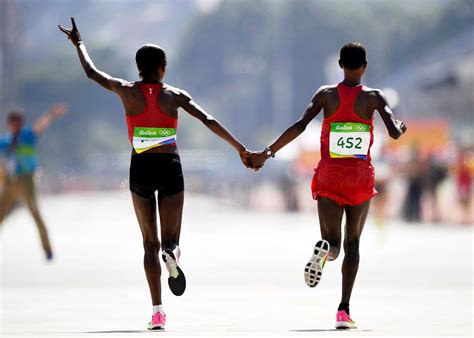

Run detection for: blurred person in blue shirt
[[0, 104, 66, 260]]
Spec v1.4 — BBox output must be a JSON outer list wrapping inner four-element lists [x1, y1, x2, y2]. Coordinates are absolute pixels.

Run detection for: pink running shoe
[[335, 310, 357, 329], [147, 311, 166, 330]]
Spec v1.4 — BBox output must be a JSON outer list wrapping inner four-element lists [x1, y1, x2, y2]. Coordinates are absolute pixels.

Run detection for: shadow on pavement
[[85, 330, 159, 334], [291, 329, 373, 332]]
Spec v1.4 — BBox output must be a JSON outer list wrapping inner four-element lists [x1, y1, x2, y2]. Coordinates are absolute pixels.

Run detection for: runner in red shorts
[[248, 42, 406, 329]]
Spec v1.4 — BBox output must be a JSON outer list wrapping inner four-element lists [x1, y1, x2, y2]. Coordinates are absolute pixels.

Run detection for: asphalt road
[[1, 191, 472, 337]]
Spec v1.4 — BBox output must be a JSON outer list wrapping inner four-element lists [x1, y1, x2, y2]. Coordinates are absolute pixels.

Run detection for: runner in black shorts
[[59, 17, 250, 330]]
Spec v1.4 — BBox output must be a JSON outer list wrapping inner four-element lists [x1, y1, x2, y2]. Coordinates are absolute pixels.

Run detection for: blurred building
[[384, 26, 474, 146]]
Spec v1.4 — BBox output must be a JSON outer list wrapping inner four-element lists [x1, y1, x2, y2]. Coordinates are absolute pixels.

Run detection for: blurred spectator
[[279, 169, 299, 212], [0, 104, 66, 260], [402, 146, 424, 222], [373, 154, 391, 227], [422, 152, 448, 223], [455, 149, 473, 224]]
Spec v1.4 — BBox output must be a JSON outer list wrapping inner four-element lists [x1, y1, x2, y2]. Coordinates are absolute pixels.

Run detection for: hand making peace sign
[[58, 17, 82, 47]]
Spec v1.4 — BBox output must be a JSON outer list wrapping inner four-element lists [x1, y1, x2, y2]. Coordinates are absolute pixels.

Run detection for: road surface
[[1, 191, 472, 337]]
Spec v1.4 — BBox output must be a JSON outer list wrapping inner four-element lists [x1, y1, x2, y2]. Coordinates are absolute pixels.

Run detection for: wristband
[[264, 147, 275, 158]]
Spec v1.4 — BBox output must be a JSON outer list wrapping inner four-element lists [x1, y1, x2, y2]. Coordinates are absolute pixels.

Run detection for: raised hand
[[50, 103, 68, 118], [58, 17, 82, 46], [396, 119, 407, 134], [33, 103, 67, 135]]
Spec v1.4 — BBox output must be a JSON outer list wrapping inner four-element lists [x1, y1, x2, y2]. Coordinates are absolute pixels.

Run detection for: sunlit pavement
[[1, 191, 472, 337]]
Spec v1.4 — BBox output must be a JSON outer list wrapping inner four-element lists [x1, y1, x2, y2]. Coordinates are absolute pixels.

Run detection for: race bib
[[132, 127, 177, 154], [329, 122, 370, 159]]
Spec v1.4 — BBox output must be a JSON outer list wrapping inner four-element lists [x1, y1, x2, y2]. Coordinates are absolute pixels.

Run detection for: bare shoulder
[[362, 86, 387, 109], [162, 83, 191, 99], [111, 79, 135, 94], [316, 84, 338, 96], [312, 84, 338, 104], [119, 80, 135, 88], [361, 85, 384, 99]]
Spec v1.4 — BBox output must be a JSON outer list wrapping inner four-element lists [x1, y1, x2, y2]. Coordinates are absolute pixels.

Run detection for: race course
[[1, 191, 472, 337]]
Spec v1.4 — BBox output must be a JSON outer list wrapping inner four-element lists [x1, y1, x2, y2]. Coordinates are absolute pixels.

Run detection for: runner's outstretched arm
[[59, 17, 127, 93], [248, 88, 324, 169], [33, 104, 67, 135], [177, 90, 250, 167], [374, 90, 407, 139]]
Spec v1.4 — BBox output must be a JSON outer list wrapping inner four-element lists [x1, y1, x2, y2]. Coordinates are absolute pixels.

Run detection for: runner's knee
[[343, 239, 360, 261], [143, 238, 161, 274], [143, 238, 160, 255]]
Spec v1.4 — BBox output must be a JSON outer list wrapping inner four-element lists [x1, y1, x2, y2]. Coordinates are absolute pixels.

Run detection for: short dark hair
[[135, 44, 167, 79], [339, 42, 367, 70], [7, 109, 24, 123]]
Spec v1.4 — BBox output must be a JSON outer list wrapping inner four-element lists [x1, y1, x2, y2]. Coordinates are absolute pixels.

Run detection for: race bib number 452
[[329, 122, 370, 159]]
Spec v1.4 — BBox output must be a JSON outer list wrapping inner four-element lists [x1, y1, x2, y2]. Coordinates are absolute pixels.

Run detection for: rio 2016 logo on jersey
[[135, 127, 176, 138], [354, 124, 369, 132], [138, 130, 158, 136], [333, 123, 369, 133], [158, 129, 172, 137]]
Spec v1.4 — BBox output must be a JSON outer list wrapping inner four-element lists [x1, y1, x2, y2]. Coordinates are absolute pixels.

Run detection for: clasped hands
[[239, 149, 270, 171]]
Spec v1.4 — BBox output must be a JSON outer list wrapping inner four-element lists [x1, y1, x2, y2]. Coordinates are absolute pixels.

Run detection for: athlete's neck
[[141, 75, 162, 84], [341, 70, 363, 87], [141, 79, 162, 84], [341, 77, 362, 87]]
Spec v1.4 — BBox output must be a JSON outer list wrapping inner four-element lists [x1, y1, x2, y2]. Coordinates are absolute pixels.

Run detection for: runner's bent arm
[[59, 17, 127, 93], [374, 90, 406, 139], [177, 90, 250, 165]]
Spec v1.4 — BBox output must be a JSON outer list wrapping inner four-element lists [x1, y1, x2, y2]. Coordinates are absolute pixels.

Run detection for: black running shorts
[[129, 153, 184, 198]]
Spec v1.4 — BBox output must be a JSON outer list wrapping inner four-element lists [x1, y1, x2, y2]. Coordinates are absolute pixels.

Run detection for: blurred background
[[1, 0, 473, 224], [1, 1, 473, 337]]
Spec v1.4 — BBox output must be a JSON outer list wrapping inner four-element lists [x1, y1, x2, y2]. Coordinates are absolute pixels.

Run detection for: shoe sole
[[147, 324, 165, 330], [335, 321, 357, 329], [304, 240, 330, 288], [162, 249, 186, 296]]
